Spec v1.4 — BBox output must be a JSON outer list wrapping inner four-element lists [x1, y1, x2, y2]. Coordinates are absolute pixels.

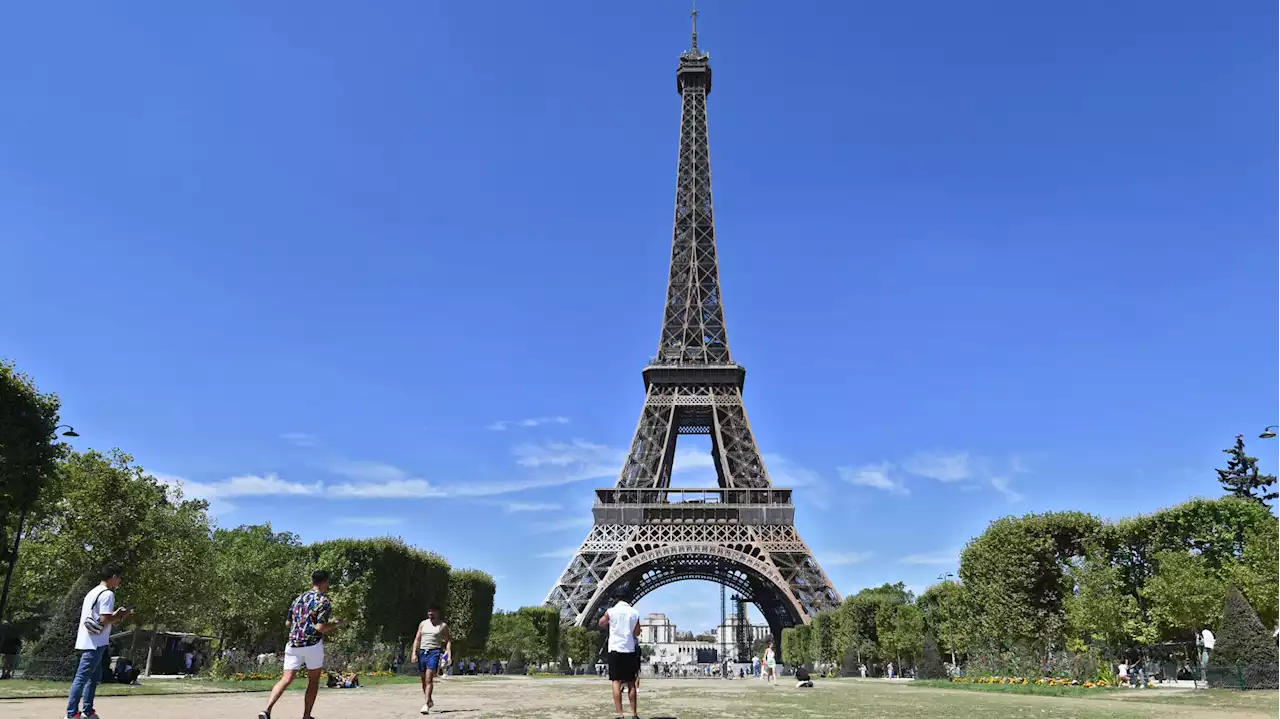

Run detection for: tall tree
[[1207, 586, 1279, 689], [1140, 551, 1225, 641], [210, 524, 308, 651], [1216, 435, 1277, 508], [0, 359, 63, 576]]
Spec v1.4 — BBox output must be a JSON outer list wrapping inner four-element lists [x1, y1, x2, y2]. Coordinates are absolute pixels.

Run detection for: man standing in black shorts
[[597, 588, 641, 719]]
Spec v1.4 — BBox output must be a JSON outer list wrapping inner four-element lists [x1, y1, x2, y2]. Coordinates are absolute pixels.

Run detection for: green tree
[[446, 569, 496, 658], [876, 603, 924, 667], [210, 524, 309, 651], [1207, 586, 1279, 689], [918, 580, 971, 660], [485, 611, 539, 662], [1228, 517, 1280, 629], [129, 492, 215, 634], [811, 610, 839, 664], [1064, 554, 1150, 649], [1140, 551, 1224, 641], [918, 634, 947, 679], [25, 571, 98, 679], [782, 624, 812, 667], [515, 606, 560, 665], [561, 625, 598, 668], [1216, 435, 1277, 508], [0, 359, 63, 560], [960, 511, 1102, 653]]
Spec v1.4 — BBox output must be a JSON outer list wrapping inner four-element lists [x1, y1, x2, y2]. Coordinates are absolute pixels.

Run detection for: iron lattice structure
[[543, 13, 841, 643]]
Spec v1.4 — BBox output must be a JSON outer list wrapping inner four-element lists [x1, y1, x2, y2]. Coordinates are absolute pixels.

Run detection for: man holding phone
[[66, 563, 131, 719], [258, 569, 347, 719]]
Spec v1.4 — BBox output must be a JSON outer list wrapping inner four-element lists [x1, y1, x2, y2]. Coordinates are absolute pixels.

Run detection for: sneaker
[[257, 712, 270, 719], [420, 704, 430, 715], [83, 712, 98, 718], [427, 699, 434, 709]]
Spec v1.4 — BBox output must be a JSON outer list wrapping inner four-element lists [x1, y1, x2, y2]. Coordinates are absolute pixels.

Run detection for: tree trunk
[[143, 625, 157, 676]]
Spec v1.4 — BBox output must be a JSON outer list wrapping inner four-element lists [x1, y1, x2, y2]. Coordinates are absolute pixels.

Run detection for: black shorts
[[607, 651, 640, 682]]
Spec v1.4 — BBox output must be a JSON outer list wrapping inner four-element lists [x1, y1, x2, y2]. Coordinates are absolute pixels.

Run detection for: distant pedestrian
[[598, 589, 641, 719], [258, 569, 346, 719], [763, 639, 777, 686], [65, 563, 132, 719]]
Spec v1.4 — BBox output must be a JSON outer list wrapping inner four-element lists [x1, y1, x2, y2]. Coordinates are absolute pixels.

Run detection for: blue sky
[[2, 1, 1275, 634]]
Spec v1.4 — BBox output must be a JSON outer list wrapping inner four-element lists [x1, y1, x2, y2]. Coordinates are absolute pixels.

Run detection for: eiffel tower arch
[[543, 12, 841, 644]]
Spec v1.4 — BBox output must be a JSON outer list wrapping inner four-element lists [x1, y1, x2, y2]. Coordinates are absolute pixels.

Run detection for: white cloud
[[900, 548, 960, 565], [488, 416, 571, 431], [838, 463, 908, 494], [534, 546, 580, 559], [763, 454, 820, 487], [503, 501, 562, 513], [990, 476, 1024, 503], [822, 551, 873, 566], [157, 472, 320, 500], [329, 479, 443, 498], [280, 432, 319, 448], [903, 451, 971, 482], [513, 439, 618, 469], [334, 516, 404, 527], [529, 517, 593, 534]]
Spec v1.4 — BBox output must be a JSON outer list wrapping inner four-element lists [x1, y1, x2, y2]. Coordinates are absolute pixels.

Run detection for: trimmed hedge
[[517, 606, 561, 664], [918, 634, 947, 679], [782, 625, 811, 667], [447, 569, 496, 658], [309, 537, 450, 651], [1209, 586, 1279, 689]]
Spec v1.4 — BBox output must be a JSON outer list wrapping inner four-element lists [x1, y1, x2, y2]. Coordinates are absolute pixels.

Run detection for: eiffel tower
[[543, 11, 841, 640]]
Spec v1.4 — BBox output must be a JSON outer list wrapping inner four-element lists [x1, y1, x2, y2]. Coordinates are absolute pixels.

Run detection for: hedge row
[[447, 569, 497, 657]]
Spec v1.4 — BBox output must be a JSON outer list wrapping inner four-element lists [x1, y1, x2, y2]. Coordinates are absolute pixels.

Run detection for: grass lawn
[[2, 675, 1275, 718]]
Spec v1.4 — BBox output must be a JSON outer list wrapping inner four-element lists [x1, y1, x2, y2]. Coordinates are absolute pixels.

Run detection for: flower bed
[[952, 676, 1153, 689]]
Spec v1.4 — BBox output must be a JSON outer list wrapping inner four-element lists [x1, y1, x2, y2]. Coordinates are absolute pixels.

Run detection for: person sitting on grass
[[326, 670, 361, 688], [795, 665, 814, 689]]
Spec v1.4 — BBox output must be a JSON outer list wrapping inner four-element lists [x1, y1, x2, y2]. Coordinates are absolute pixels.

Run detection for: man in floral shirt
[[258, 570, 346, 719]]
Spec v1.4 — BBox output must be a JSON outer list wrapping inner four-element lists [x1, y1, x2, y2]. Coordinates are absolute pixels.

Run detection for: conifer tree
[[1208, 586, 1278, 689], [918, 634, 948, 679], [1216, 435, 1277, 508]]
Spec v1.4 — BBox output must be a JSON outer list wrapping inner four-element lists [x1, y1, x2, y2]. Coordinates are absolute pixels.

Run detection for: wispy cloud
[[903, 451, 971, 482], [839, 463, 908, 494], [529, 517, 593, 534], [990, 476, 1024, 502], [157, 472, 321, 500], [763, 454, 821, 488], [280, 432, 319, 448], [822, 551, 874, 566], [334, 516, 404, 527], [503, 501, 562, 513], [534, 546, 580, 559], [487, 416, 570, 431], [900, 548, 960, 566]]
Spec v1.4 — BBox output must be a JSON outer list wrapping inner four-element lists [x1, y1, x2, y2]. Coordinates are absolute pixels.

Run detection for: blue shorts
[[417, 649, 443, 673]]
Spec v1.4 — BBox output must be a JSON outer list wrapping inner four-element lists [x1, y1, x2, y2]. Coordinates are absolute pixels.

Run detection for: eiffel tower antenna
[[543, 10, 841, 652], [690, 1, 699, 52]]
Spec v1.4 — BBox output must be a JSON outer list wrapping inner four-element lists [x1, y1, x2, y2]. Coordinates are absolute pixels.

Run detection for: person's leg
[[66, 650, 95, 717], [611, 679, 623, 715], [79, 646, 108, 716], [425, 668, 437, 705], [302, 668, 322, 718], [263, 670, 296, 715], [627, 679, 637, 716]]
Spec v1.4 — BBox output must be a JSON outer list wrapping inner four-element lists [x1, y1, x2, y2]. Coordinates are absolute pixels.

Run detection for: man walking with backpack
[[65, 563, 132, 719]]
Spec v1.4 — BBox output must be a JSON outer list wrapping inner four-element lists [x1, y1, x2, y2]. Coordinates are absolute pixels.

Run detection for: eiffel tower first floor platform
[[543, 488, 842, 641]]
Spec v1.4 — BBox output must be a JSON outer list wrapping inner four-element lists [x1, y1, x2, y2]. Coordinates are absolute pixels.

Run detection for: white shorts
[[283, 641, 324, 671]]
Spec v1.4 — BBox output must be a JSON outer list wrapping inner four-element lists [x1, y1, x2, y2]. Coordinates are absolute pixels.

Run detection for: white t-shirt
[[606, 601, 639, 653], [1201, 629, 1216, 649], [75, 585, 116, 650]]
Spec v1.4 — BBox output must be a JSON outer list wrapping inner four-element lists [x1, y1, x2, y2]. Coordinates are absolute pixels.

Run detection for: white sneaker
[[420, 703, 429, 715]]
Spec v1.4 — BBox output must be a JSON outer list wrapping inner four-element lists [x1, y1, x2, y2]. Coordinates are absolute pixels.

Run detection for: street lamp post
[[0, 425, 79, 631], [1260, 426, 1278, 439], [938, 572, 957, 669]]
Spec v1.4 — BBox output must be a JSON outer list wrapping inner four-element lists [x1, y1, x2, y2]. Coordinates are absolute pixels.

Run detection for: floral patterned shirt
[[287, 589, 332, 648]]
